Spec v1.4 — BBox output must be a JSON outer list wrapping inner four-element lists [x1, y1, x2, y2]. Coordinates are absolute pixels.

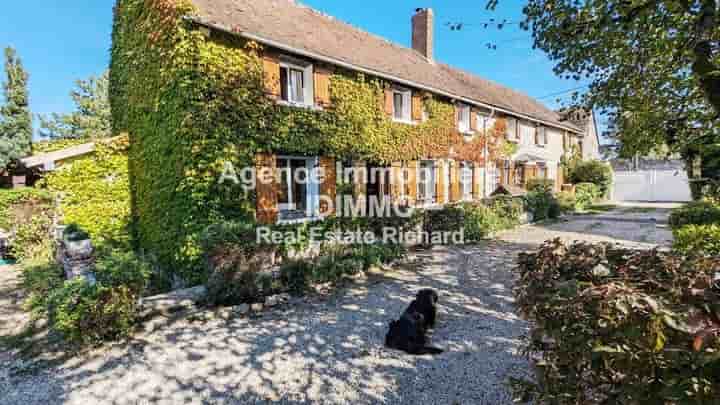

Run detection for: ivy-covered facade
[[110, 0, 584, 277]]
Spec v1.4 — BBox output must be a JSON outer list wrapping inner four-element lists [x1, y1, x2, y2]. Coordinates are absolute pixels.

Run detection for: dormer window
[[458, 104, 471, 134], [392, 88, 412, 123], [280, 61, 314, 107]]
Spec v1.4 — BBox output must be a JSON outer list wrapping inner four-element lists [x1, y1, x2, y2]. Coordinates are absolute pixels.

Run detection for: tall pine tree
[[0, 47, 32, 171]]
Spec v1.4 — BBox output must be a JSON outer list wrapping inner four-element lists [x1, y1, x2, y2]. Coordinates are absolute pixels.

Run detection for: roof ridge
[[286, 0, 434, 64]]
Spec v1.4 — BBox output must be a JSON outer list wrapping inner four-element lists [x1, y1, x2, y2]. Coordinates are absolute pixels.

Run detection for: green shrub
[[567, 160, 613, 197], [462, 203, 502, 241], [423, 206, 465, 235], [94, 249, 152, 294], [350, 243, 406, 268], [526, 178, 555, 193], [47, 279, 139, 345], [514, 239, 720, 403], [11, 215, 54, 262], [525, 190, 560, 221], [280, 259, 314, 295], [486, 195, 524, 227], [673, 224, 720, 256], [669, 201, 720, 230], [205, 245, 275, 306], [556, 191, 576, 213], [575, 182, 600, 211], [21, 259, 64, 318], [0, 188, 55, 262]]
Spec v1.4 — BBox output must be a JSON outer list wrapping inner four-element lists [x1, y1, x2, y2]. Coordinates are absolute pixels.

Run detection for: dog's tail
[[411, 346, 444, 355]]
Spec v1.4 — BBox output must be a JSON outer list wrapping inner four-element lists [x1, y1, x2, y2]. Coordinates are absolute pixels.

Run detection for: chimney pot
[[412, 8, 434, 62]]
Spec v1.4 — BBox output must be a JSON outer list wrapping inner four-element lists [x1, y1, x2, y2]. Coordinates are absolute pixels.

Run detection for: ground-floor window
[[417, 160, 436, 205], [277, 156, 320, 221], [537, 163, 547, 179], [513, 164, 525, 186], [461, 162, 473, 200]]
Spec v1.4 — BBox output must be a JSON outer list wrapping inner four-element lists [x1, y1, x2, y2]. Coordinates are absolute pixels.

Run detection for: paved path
[[0, 204, 675, 405]]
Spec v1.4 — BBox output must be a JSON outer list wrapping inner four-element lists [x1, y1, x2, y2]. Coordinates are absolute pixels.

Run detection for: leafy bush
[[350, 243, 406, 268], [205, 245, 276, 306], [279, 259, 314, 295], [669, 200, 720, 230], [21, 259, 64, 318], [0, 188, 55, 261], [423, 206, 465, 235], [574, 182, 601, 211], [486, 195, 525, 227], [567, 160, 613, 197], [11, 215, 54, 262], [673, 224, 720, 256], [514, 239, 720, 404], [556, 191, 577, 213], [22, 248, 152, 344], [526, 178, 555, 193], [47, 279, 138, 345], [524, 190, 560, 221]]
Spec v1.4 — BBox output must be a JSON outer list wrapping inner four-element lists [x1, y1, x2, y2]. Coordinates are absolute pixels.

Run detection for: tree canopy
[[39, 70, 110, 141], [522, 0, 720, 160], [0, 47, 32, 171]]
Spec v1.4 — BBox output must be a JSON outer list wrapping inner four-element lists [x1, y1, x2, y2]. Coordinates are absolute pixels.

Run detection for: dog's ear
[[433, 291, 439, 303]]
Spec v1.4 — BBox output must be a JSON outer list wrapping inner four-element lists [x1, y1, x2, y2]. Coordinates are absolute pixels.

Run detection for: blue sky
[[0, 0, 592, 139]]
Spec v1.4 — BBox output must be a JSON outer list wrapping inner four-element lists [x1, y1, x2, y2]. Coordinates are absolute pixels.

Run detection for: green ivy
[[40, 136, 131, 249], [110, 0, 509, 280]]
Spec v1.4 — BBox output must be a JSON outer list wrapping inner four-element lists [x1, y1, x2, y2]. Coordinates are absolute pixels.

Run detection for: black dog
[[385, 289, 443, 355]]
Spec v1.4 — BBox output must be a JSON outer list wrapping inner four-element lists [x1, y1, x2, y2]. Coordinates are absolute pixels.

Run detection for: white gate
[[612, 169, 692, 202]]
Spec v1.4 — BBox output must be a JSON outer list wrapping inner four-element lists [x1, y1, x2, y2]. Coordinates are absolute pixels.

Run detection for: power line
[[535, 85, 589, 100]]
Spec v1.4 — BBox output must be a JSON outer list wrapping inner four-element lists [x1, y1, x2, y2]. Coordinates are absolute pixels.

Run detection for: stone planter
[[56, 231, 96, 284]]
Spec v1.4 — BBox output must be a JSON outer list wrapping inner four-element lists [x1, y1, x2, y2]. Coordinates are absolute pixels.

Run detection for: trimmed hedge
[[514, 239, 720, 403], [669, 200, 720, 230]]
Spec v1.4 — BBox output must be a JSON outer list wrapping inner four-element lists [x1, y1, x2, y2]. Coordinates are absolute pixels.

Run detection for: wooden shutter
[[314, 67, 332, 107], [390, 162, 403, 203], [435, 161, 446, 204], [450, 161, 462, 202], [472, 165, 483, 200], [406, 161, 418, 206], [384, 88, 394, 116], [255, 153, 278, 224], [412, 92, 423, 122], [262, 55, 281, 99], [319, 157, 336, 216], [470, 109, 478, 132]]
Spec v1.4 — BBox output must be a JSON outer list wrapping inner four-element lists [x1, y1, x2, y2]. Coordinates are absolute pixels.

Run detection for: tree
[[39, 71, 110, 140], [521, 0, 720, 158], [0, 47, 32, 171]]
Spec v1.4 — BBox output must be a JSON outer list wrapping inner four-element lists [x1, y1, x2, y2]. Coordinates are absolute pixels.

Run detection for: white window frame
[[417, 160, 436, 205], [461, 162, 473, 200], [279, 61, 314, 108], [536, 126, 548, 147], [458, 104, 472, 134], [277, 155, 320, 222], [506, 117, 519, 142], [392, 88, 412, 124]]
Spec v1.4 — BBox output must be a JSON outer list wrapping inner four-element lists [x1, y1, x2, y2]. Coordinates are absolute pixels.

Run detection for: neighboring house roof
[[20, 142, 95, 170], [188, 0, 582, 133]]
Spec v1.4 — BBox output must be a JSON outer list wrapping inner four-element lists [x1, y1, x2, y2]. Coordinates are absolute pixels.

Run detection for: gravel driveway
[[0, 204, 675, 405]]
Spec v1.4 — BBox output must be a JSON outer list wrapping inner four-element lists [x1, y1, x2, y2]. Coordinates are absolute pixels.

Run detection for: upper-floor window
[[392, 88, 412, 122], [280, 62, 314, 107], [506, 117, 519, 141], [458, 104, 472, 133], [535, 126, 548, 146]]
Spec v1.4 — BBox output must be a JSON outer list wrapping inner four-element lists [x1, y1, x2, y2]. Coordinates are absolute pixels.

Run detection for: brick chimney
[[412, 8, 434, 62]]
